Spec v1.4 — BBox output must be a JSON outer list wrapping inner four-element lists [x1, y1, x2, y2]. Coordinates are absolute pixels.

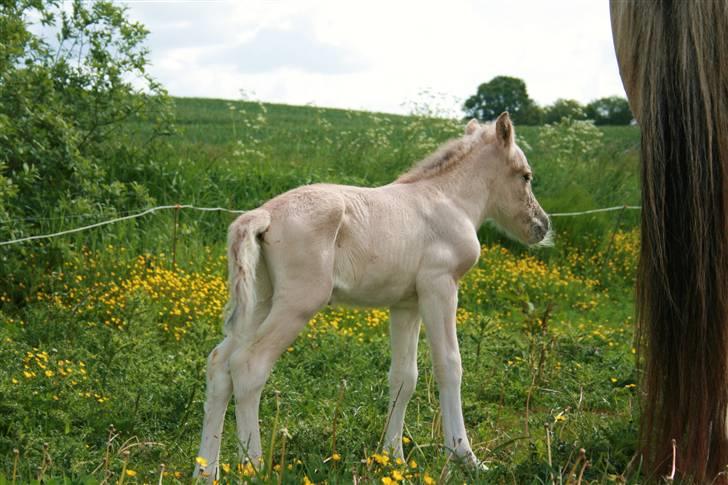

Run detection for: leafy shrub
[[0, 0, 173, 291]]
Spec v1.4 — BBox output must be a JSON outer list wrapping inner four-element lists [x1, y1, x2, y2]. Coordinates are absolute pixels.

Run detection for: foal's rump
[[224, 187, 344, 337]]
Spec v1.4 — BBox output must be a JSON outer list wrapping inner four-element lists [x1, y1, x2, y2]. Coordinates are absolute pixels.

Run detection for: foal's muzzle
[[529, 214, 552, 245]]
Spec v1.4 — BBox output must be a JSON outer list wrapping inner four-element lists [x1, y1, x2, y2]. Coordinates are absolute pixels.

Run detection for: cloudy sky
[[122, 0, 627, 116]]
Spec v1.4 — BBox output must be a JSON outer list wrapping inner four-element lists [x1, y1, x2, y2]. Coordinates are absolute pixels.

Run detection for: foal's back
[[259, 181, 469, 308]]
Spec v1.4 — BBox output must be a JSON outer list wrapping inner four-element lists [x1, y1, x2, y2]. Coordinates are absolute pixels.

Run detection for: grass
[[0, 97, 645, 483]]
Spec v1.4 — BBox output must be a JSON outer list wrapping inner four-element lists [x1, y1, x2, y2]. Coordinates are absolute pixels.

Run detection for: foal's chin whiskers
[[531, 229, 555, 248]]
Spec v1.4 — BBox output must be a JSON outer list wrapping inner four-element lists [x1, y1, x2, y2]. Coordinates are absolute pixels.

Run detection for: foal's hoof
[[192, 465, 216, 483], [457, 451, 489, 472]]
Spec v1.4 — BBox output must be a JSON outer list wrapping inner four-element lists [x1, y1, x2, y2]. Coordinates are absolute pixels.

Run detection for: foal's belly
[[329, 280, 416, 307], [329, 255, 418, 308]]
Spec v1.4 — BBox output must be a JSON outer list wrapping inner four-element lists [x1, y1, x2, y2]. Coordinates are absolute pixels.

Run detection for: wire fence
[[549, 205, 641, 217], [0, 203, 641, 248]]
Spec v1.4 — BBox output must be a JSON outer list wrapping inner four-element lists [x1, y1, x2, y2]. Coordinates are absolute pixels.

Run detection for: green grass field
[[0, 98, 644, 483]]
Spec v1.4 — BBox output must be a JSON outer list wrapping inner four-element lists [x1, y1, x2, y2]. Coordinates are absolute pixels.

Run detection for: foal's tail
[[223, 209, 271, 336]]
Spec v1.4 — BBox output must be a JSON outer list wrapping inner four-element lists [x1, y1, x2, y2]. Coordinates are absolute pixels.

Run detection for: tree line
[[463, 76, 634, 125]]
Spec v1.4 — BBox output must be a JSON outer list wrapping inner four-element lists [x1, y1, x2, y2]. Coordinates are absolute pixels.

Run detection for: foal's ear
[[495, 112, 514, 147], [465, 118, 480, 135]]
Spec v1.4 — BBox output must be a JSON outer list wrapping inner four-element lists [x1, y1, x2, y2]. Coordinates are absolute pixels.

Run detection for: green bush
[[0, 0, 173, 292]]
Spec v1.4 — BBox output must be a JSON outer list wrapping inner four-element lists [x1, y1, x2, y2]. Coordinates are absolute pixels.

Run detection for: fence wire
[[549, 205, 641, 217], [0, 204, 640, 247], [0, 205, 244, 247]]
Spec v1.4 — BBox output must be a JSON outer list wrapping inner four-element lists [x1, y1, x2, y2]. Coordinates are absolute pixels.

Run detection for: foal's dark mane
[[611, 1, 728, 481]]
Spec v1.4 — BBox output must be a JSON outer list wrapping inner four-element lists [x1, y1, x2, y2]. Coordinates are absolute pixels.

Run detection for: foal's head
[[473, 113, 551, 246]]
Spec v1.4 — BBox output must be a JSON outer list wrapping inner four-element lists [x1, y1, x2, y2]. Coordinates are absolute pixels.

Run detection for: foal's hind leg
[[383, 304, 421, 459], [228, 299, 323, 462], [194, 337, 235, 478], [228, 190, 343, 464], [195, 262, 273, 480], [228, 235, 338, 462]]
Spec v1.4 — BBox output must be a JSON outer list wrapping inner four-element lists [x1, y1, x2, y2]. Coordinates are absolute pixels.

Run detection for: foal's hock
[[194, 113, 551, 479]]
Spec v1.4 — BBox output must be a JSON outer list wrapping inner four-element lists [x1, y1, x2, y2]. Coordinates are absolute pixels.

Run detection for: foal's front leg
[[418, 276, 478, 465], [384, 304, 421, 458]]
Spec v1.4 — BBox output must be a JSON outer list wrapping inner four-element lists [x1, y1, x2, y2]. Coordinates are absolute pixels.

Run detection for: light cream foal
[[194, 112, 551, 479]]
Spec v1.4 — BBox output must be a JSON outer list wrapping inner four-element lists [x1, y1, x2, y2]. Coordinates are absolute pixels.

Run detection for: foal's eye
[[522, 173, 532, 182]]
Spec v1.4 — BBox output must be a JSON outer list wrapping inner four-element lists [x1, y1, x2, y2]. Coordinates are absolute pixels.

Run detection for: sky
[[122, 0, 627, 117]]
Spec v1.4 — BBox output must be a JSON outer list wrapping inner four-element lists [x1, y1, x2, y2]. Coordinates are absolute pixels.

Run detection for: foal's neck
[[420, 152, 491, 229]]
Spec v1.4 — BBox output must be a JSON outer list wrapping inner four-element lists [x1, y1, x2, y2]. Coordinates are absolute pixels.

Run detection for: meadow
[[0, 97, 643, 483]]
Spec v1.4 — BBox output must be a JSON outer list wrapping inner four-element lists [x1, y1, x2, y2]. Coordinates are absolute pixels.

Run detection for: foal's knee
[[389, 366, 418, 401], [432, 353, 462, 388]]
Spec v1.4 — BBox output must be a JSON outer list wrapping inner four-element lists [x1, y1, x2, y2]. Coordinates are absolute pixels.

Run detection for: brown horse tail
[[611, 0, 728, 481]]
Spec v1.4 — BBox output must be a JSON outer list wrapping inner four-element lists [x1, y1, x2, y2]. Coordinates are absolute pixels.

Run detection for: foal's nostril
[[531, 221, 546, 240]]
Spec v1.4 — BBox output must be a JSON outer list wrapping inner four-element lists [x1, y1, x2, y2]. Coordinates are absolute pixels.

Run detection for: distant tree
[[519, 103, 545, 126], [544, 99, 586, 124], [585, 96, 634, 125], [463, 76, 540, 125]]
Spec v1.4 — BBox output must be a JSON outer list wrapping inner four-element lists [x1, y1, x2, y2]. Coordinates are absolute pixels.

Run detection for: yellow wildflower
[[195, 456, 208, 468], [238, 462, 255, 477], [372, 453, 390, 466], [125, 469, 137, 477]]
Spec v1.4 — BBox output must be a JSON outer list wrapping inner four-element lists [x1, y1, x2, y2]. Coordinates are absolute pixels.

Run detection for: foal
[[194, 112, 550, 478]]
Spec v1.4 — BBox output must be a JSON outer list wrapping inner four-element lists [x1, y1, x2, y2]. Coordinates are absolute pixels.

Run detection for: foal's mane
[[394, 123, 495, 184]]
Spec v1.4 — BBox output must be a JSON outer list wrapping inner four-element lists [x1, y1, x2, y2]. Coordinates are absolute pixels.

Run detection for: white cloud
[[123, 0, 627, 115]]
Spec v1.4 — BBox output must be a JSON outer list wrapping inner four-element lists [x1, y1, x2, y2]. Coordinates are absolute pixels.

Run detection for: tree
[[463, 76, 540, 125], [544, 98, 586, 124], [585, 96, 633, 125]]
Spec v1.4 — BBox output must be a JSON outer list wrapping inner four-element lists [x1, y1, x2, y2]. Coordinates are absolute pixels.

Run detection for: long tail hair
[[224, 209, 270, 336], [611, 1, 728, 481]]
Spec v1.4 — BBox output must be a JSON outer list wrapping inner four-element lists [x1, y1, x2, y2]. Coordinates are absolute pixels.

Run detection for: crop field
[[0, 98, 643, 483]]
